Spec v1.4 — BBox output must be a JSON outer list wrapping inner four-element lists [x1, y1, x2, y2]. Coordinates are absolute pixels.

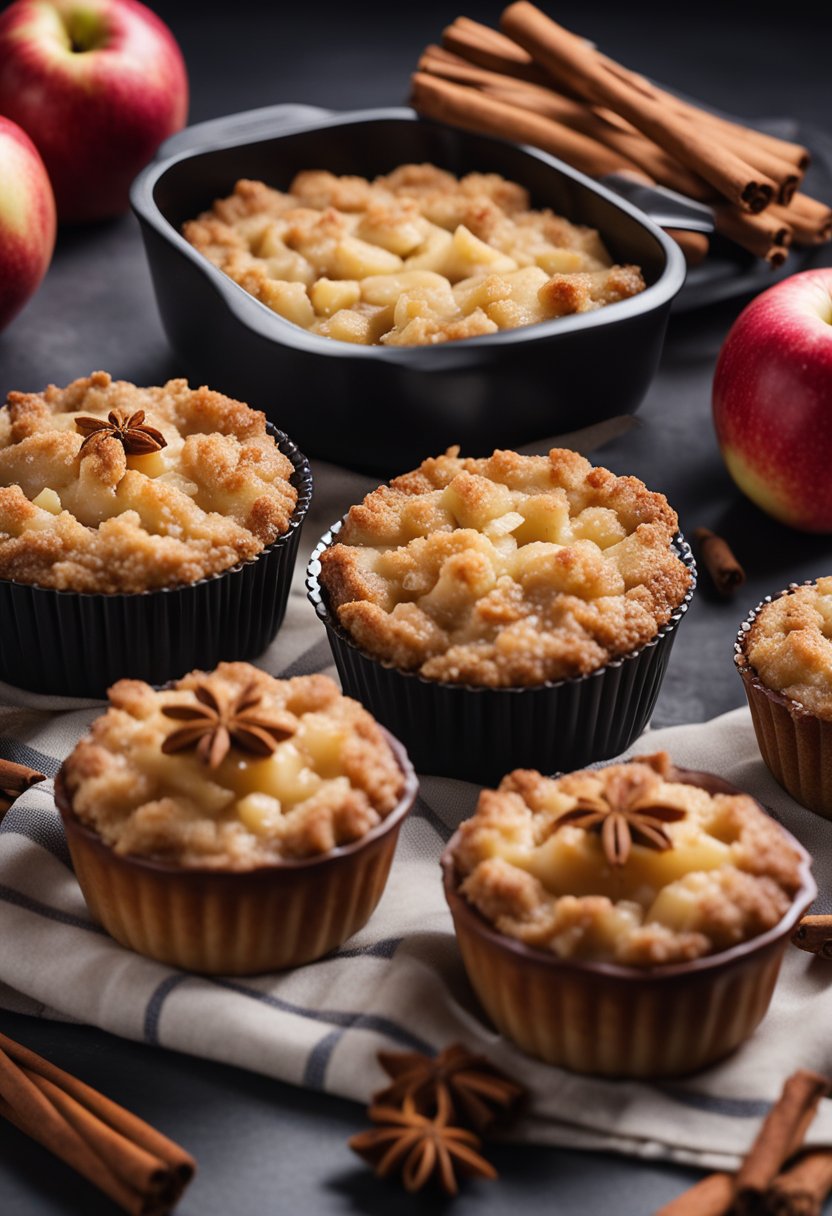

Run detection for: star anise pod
[[75, 409, 168, 456], [160, 679, 297, 768], [349, 1090, 497, 1195], [374, 1043, 525, 1134], [551, 767, 686, 867]]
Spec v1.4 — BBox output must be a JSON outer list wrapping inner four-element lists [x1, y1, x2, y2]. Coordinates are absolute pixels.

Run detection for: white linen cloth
[[2, 429, 831, 1171]]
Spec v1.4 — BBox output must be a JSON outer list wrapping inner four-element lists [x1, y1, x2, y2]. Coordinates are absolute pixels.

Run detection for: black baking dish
[[132, 105, 689, 476]]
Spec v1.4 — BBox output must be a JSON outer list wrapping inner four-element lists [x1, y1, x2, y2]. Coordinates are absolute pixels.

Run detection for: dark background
[[1, 1, 832, 1212]]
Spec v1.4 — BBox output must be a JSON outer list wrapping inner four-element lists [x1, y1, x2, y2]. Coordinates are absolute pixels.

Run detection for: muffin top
[[744, 579, 832, 719], [319, 447, 692, 687], [0, 372, 298, 593], [183, 165, 645, 347], [62, 663, 406, 869], [449, 753, 804, 967]]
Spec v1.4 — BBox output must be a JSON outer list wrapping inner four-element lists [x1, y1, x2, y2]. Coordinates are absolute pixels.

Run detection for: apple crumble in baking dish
[[183, 164, 646, 346]]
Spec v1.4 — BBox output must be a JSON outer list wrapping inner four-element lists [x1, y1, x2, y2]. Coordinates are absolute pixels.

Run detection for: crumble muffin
[[737, 580, 832, 820], [743, 578, 832, 719], [450, 752, 804, 967], [62, 663, 406, 868], [318, 446, 692, 687], [182, 165, 646, 347], [0, 371, 298, 593]]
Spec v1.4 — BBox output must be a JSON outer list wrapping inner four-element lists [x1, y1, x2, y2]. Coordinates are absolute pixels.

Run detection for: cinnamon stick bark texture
[[0, 1032, 195, 1215], [652, 1170, 734, 1215], [0, 758, 46, 819], [764, 1150, 832, 1216], [692, 529, 746, 599], [734, 1071, 831, 1212], [0, 758, 46, 795], [410, 72, 639, 177], [792, 915, 832, 959], [418, 7, 830, 265], [500, 2, 777, 211]]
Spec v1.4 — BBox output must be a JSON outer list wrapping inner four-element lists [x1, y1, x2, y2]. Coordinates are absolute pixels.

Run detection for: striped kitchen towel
[[2, 441, 832, 1170]]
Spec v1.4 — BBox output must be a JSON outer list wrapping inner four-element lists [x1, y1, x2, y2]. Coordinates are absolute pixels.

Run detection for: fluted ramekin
[[735, 583, 832, 819], [441, 767, 815, 1078], [55, 730, 417, 975], [0, 424, 312, 699], [307, 522, 696, 784]]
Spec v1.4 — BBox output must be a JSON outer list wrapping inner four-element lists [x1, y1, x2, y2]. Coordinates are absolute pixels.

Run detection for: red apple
[[713, 268, 832, 532], [0, 0, 188, 223], [0, 116, 56, 331]]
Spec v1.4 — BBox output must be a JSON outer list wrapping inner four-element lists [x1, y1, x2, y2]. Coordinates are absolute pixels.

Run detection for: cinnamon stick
[[0, 1033, 194, 1215], [653, 1171, 734, 1216], [693, 528, 747, 598], [411, 71, 639, 178], [0, 757, 46, 795], [665, 229, 710, 267], [598, 56, 811, 174], [443, 12, 811, 181], [772, 195, 832, 245], [765, 1150, 832, 1216], [419, 48, 711, 200], [734, 1071, 831, 1211], [442, 19, 550, 87], [500, 3, 777, 212], [792, 915, 832, 959]]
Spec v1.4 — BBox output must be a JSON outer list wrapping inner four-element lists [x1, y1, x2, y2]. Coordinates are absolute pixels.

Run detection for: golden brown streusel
[[0, 372, 298, 593], [62, 664, 405, 868], [744, 579, 832, 719], [450, 752, 803, 966], [182, 165, 645, 347], [319, 446, 691, 687]]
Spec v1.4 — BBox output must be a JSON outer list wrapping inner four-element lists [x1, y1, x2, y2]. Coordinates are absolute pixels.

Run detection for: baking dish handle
[[600, 173, 715, 233], [157, 104, 334, 160]]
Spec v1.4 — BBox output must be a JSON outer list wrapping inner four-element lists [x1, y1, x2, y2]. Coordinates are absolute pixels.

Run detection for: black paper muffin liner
[[307, 523, 696, 784], [0, 426, 312, 698]]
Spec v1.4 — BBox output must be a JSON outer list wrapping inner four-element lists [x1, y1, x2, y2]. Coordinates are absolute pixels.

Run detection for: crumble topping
[[745, 579, 832, 719], [450, 753, 803, 966], [0, 372, 298, 593], [319, 446, 692, 687], [182, 165, 646, 347], [63, 664, 405, 868]]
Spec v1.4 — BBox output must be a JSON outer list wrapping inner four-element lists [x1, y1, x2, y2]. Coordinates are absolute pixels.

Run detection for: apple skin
[[0, 0, 188, 223], [0, 116, 56, 332], [712, 268, 832, 532]]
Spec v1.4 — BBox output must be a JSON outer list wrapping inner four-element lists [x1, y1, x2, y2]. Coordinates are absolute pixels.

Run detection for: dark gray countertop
[[1, 2, 832, 1212]]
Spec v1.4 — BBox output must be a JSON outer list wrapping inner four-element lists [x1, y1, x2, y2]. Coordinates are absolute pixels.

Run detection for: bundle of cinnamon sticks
[[0, 1031, 195, 1214], [411, 4, 832, 267], [657, 1070, 832, 1215], [0, 757, 45, 817]]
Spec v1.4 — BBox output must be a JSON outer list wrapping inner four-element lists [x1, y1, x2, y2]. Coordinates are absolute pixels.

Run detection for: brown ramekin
[[441, 766, 816, 1078], [55, 730, 418, 975], [735, 584, 832, 819]]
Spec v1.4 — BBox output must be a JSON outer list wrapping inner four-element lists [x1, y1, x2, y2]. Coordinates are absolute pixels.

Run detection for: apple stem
[[64, 9, 106, 54]]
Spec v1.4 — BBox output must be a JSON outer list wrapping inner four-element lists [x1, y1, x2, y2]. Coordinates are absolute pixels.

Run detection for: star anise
[[160, 679, 297, 768], [551, 767, 686, 867], [75, 409, 168, 456], [349, 1091, 497, 1195], [374, 1043, 525, 1134]]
